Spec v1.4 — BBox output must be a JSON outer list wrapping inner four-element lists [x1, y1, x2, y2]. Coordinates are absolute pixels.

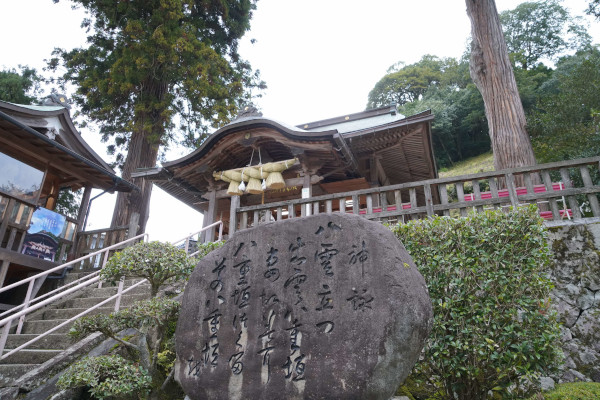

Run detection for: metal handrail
[[0, 279, 147, 361], [0, 233, 148, 296], [0, 221, 225, 361], [0, 271, 101, 319], [170, 220, 223, 254], [0, 233, 148, 335]]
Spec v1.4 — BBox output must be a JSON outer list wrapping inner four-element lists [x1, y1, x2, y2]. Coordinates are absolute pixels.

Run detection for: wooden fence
[[231, 156, 600, 233], [72, 213, 140, 270]]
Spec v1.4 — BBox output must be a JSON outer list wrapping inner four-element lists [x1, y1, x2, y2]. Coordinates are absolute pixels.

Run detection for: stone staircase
[[0, 271, 151, 388]]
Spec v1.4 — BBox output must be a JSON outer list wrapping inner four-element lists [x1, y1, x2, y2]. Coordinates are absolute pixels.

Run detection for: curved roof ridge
[[162, 117, 338, 168], [0, 100, 114, 172]]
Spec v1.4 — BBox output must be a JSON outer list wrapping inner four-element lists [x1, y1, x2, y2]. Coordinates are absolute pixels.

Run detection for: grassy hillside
[[438, 152, 494, 178]]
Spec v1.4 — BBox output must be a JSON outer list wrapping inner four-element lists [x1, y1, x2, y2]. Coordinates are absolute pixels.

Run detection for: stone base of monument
[[176, 213, 432, 400]]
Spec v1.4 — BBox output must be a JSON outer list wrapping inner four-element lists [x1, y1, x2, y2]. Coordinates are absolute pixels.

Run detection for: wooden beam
[[0, 134, 110, 189], [374, 157, 391, 186], [333, 134, 359, 173], [0, 248, 59, 272]]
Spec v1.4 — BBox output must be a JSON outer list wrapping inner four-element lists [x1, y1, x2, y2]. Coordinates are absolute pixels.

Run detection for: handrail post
[[16, 279, 36, 334], [0, 323, 10, 356], [505, 173, 519, 208], [98, 248, 110, 289], [114, 276, 125, 312], [218, 222, 223, 241]]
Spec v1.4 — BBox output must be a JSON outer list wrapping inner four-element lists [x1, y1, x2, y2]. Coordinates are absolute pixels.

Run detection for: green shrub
[[192, 240, 225, 259], [69, 298, 180, 342], [61, 240, 222, 399], [392, 205, 562, 400], [57, 355, 151, 399], [528, 382, 600, 399], [102, 241, 196, 297]]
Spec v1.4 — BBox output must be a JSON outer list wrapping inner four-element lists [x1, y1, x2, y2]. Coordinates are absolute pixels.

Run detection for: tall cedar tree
[[50, 0, 259, 233], [465, 0, 537, 172]]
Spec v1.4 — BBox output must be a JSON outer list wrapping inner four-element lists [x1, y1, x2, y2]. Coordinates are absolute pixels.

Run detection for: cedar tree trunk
[[110, 125, 159, 234], [465, 0, 537, 171], [111, 81, 167, 233]]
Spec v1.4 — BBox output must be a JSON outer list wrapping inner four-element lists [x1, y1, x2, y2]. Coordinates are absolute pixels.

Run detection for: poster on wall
[[21, 208, 66, 261]]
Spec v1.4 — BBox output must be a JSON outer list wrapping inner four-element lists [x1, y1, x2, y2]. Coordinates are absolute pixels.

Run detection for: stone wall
[[545, 217, 600, 383]]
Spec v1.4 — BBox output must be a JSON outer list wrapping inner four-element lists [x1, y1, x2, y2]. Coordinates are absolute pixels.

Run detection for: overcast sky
[[1, 0, 598, 241]]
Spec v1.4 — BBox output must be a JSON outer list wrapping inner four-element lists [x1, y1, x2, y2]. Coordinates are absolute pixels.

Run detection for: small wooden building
[[133, 104, 437, 240], [0, 99, 136, 295]]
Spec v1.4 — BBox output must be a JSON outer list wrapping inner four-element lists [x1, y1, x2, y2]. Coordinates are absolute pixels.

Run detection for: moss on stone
[[527, 382, 600, 399]]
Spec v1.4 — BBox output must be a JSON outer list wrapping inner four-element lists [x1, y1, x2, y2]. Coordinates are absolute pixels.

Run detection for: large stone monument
[[175, 213, 432, 400]]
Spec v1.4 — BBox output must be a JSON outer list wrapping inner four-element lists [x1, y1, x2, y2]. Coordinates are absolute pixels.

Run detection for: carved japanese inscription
[[176, 213, 432, 400]]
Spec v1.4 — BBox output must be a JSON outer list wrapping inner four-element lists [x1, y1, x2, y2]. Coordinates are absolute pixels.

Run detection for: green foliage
[[102, 241, 196, 296], [529, 46, 600, 163], [366, 55, 450, 109], [62, 240, 222, 399], [49, 0, 263, 163], [374, 55, 491, 168], [588, 0, 600, 19], [513, 63, 554, 114], [529, 382, 600, 400], [57, 355, 152, 400], [500, 0, 590, 70], [55, 188, 82, 219], [400, 81, 489, 168], [70, 298, 180, 341], [438, 152, 494, 178], [192, 240, 225, 260], [0, 66, 42, 104], [391, 206, 562, 400], [365, 2, 595, 170]]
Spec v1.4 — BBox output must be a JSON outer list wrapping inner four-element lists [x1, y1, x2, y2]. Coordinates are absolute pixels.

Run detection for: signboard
[[21, 208, 67, 261]]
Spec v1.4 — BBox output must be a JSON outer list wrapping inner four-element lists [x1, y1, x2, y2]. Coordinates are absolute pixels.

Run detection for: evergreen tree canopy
[[529, 46, 600, 162], [0, 66, 42, 104], [587, 0, 600, 19], [49, 0, 263, 232], [500, 0, 591, 70]]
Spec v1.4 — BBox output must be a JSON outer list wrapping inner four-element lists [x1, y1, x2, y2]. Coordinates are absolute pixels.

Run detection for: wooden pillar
[[0, 198, 16, 244], [303, 172, 313, 217], [229, 195, 240, 238], [369, 157, 379, 186], [76, 186, 93, 231], [69, 185, 92, 259], [45, 179, 59, 210], [127, 212, 140, 239], [203, 189, 218, 243]]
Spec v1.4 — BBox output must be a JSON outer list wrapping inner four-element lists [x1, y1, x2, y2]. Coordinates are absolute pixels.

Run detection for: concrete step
[[55, 293, 149, 309], [60, 270, 98, 284], [0, 364, 36, 386], [20, 319, 71, 335], [61, 270, 143, 286], [79, 283, 150, 298], [41, 306, 114, 320], [0, 349, 62, 365], [3, 334, 72, 350]]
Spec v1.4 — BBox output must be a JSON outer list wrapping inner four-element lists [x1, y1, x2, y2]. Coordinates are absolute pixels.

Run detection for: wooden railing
[[232, 156, 600, 233], [73, 213, 140, 270]]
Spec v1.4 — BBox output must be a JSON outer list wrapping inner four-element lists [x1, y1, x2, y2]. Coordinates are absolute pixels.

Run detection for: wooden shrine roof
[[134, 105, 436, 212], [0, 101, 136, 192]]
